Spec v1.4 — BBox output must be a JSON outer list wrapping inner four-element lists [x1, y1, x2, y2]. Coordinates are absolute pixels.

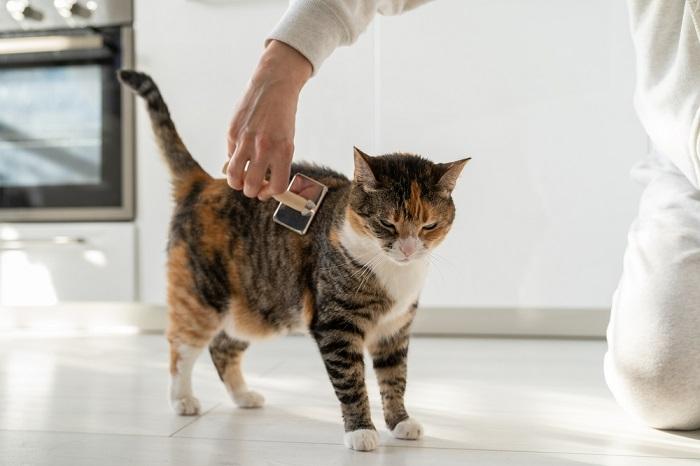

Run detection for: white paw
[[171, 396, 201, 416], [392, 418, 423, 440], [344, 429, 379, 451], [232, 390, 265, 409]]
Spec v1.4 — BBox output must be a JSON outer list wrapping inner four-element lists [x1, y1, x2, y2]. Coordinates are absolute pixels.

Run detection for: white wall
[[135, 0, 645, 310]]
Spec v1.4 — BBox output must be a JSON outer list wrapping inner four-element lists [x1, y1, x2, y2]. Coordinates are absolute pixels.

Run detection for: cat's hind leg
[[167, 317, 220, 415], [209, 332, 264, 408], [168, 341, 205, 415], [166, 244, 224, 416]]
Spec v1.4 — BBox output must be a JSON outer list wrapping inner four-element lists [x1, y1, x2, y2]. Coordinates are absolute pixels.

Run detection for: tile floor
[[1, 334, 700, 465]]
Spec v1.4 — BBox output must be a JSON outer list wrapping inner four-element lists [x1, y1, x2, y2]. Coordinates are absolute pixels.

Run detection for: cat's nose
[[398, 239, 418, 258]]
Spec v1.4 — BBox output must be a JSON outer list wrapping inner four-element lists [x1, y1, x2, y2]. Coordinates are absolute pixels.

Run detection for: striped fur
[[119, 70, 468, 450]]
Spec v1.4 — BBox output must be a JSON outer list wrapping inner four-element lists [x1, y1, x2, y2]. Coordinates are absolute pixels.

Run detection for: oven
[[0, 0, 133, 221]]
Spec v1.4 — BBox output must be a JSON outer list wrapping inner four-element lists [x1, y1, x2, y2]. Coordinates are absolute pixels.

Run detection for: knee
[[605, 346, 700, 430]]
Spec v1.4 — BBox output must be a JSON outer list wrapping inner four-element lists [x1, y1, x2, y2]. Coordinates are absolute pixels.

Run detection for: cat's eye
[[423, 222, 439, 231], [379, 219, 396, 230]]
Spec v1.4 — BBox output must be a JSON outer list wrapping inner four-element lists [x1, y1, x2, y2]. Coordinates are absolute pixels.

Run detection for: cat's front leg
[[312, 315, 378, 451], [368, 320, 423, 441]]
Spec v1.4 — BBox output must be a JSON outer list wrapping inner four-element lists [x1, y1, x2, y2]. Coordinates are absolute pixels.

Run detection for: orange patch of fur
[[169, 346, 179, 376], [228, 296, 276, 339], [302, 289, 315, 327], [166, 243, 223, 373], [222, 353, 245, 390], [225, 241, 275, 340], [328, 226, 341, 247], [346, 206, 369, 235], [197, 182, 234, 258], [423, 224, 449, 243], [406, 181, 424, 220], [171, 171, 209, 204]]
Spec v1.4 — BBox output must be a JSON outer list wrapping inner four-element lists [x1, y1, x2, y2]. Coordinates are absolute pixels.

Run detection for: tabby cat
[[118, 70, 469, 451]]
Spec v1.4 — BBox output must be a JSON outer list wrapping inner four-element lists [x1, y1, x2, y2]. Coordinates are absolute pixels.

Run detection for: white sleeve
[[627, 0, 700, 188], [267, 0, 432, 73]]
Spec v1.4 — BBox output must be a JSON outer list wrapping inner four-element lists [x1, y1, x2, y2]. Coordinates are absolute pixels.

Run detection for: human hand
[[225, 40, 312, 200]]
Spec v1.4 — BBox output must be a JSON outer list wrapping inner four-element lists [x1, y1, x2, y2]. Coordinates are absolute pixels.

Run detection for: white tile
[[1, 430, 697, 466], [0, 335, 279, 436], [2, 334, 700, 463], [176, 337, 700, 459]]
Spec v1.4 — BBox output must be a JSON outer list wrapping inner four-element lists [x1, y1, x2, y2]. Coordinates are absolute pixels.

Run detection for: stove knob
[[6, 0, 43, 21], [54, 0, 93, 19]]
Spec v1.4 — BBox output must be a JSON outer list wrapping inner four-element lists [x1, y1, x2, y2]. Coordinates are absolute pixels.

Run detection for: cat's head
[[347, 147, 469, 265]]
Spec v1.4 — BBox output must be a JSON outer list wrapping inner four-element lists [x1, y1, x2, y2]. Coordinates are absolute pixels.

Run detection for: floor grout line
[[3, 427, 698, 460], [1, 427, 699, 460], [256, 359, 288, 378], [0, 427, 173, 440], [4, 336, 700, 464], [168, 402, 222, 438], [172, 434, 700, 460]]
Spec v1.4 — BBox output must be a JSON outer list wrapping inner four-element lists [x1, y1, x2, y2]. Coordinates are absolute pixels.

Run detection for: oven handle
[[0, 34, 104, 55], [0, 236, 87, 250]]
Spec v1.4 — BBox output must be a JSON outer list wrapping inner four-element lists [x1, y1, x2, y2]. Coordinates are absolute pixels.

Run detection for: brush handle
[[273, 191, 315, 214], [221, 160, 314, 214]]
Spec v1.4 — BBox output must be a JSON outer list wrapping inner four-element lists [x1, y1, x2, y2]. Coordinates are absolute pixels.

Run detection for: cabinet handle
[[0, 35, 103, 55], [0, 236, 87, 249]]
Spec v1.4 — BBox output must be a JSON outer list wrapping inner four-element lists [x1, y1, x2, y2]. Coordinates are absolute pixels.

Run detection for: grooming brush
[[221, 161, 328, 235]]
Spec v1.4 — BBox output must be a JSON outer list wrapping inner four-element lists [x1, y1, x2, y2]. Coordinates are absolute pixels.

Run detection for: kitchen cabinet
[[0, 223, 136, 304]]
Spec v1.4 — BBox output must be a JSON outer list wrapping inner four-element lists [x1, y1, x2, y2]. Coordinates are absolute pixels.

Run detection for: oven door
[[0, 26, 133, 221]]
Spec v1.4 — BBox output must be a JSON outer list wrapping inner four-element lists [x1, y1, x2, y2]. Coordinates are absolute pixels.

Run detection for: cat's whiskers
[[429, 251, 456, 270], [354, 255, 383, 286], [427, 253, 447, 283], [348, 251, 383, 281], [356, 254, 387, 294]]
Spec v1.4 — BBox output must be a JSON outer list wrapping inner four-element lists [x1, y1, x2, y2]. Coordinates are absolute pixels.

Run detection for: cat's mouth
[[384, 250, 425, 265]]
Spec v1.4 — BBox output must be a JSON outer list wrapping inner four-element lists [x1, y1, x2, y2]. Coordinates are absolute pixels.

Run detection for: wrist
[[255, 40, 312, 91]]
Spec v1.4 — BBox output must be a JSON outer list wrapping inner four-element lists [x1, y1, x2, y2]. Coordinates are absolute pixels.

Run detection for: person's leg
[[605, 150, 700, 430], [626, 0, 700, 189]]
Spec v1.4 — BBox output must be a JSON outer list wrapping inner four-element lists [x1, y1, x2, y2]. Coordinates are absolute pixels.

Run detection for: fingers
[[258, 154, 292, 201], [225, 53, 303, 198], [226, 141, 249, 190], [226, 134, 235, 164], [225, 121, 238, 179], [229, 133, 293, 199], [243, 153, 269, 198]]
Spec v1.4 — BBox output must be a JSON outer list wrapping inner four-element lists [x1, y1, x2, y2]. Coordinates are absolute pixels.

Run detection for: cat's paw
[[344, 429, 379, 451], [171, 395, 201, 416], [232, 390, 265, 409], [391, 418, 423, 440]]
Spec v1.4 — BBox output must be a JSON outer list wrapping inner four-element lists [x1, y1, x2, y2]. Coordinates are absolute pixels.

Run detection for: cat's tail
[[118, 70, 207, 181]]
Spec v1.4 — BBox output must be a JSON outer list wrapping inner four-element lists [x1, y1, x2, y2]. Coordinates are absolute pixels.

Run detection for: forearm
[[268, 0, 433, 73], [227, 0, 431, 197], [254, 40, 312, 93]]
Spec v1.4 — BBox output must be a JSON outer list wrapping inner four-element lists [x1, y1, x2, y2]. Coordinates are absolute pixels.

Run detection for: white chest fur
[[340, 221, 429, 338]]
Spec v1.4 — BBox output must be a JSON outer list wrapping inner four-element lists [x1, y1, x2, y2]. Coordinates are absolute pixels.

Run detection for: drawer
[[0, 223, 136, 304]]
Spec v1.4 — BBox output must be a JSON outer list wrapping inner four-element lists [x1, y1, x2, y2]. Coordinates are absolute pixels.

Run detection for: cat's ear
[[437, 157, 471, 194], [353, 146, 377, 188]]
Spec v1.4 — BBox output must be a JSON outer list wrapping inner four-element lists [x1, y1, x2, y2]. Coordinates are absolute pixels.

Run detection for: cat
[[118, 70, 469, 452]]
